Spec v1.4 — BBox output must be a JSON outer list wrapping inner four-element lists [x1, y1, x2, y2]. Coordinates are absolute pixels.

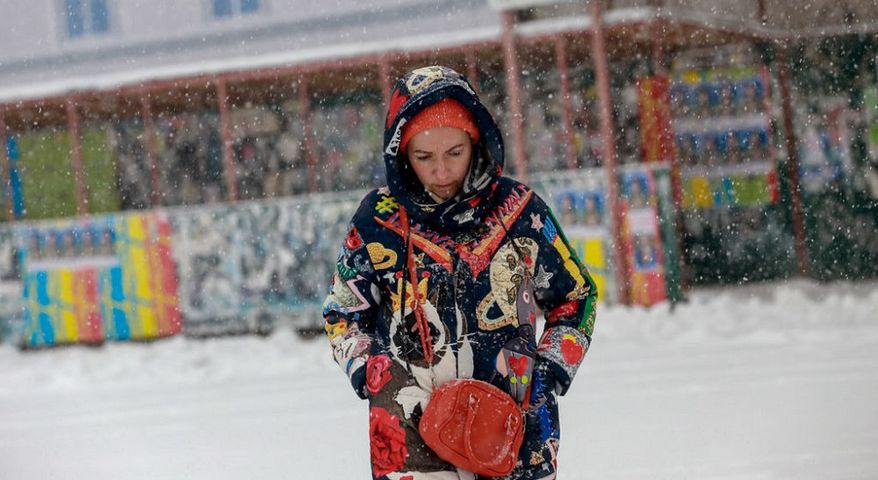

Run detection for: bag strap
[[398, 205, 434, 364], [463, 393, 519, 467]]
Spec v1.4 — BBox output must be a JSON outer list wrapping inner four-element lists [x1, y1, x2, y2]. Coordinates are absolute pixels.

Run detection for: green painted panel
[[17, 130, 77, 219], [82, 127, 120, 213]]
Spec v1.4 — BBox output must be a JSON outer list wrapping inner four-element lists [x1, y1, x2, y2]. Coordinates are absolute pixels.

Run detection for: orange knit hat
[[399, 98, 480, 153]]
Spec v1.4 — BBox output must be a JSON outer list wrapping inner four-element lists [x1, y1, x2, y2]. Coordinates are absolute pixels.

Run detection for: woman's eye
[[449, 150, 462, 157]]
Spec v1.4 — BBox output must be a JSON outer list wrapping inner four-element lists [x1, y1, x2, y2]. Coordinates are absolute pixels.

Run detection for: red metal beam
[[215, 79, 239, 202], [66, 98, 88, 216], [500, 11, 529, 180], [776, 43, 809, 276], [590, 1, 630, 305], [554, 36, 578, 171], [0, 108, 13, 221], [299, 78, 318, 193], [139, 92, 161, 207]]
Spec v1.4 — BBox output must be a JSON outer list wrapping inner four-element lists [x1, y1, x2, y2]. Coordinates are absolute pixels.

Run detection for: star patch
[[530, 213, 544, 231], [534, 264, 554, 289]]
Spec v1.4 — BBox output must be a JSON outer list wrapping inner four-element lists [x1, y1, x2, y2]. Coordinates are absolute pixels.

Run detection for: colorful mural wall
[[619, 167, 668, 306], [532, 169, 617, 305], [19, 212, 181, 347], [668, 64, 796, 283], [670, 67, 780, 209], [1, 171, 673, 346], [532, 167, 675, 307]]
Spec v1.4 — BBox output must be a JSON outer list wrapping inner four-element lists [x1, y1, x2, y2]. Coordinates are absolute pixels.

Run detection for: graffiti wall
[[166, 192, 361, 335]]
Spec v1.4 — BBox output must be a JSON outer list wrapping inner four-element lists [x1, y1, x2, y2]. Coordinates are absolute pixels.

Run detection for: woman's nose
[[434, 159, 450, 178]]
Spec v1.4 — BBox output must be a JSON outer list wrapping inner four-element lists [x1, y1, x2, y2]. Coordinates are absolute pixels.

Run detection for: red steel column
[[215, 79, 238, 201], [465, 48, 480, 95], [140, 93, 161, 207], [650, 11, 688, 292], [66, 98, 88, 216], [299, 78, 318, 193], [501, 11, 529, 180], [590, 1, 630, 304], [554, 36, 578, 170], [0, 109, 13, 221], [777, 43, 809, 275], [379, 58, 392, 112]]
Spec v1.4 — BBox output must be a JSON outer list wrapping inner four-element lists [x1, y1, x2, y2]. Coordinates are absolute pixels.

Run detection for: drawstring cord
[[398, 206, 434, 364]]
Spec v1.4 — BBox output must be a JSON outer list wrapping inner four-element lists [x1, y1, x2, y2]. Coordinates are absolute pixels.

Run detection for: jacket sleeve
[[323, 217, 382, 400], [528, 193, 598, 396]]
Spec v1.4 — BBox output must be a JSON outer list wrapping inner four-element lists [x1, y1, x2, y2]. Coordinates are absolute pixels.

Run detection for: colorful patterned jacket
[[324, 66, 597, 480]]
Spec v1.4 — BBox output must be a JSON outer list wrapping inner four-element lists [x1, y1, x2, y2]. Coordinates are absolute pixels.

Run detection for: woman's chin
[[427, 188, 457, 202]]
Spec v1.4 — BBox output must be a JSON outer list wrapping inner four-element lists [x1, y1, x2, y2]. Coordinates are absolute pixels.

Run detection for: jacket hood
[[383, 65, 505, 232]]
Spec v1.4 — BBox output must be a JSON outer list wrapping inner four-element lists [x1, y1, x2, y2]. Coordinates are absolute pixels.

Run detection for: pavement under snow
[[1, 279, 877, 479]]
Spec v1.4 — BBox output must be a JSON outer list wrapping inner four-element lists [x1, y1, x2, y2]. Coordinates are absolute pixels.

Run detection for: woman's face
[[406, 127, 472, 201]]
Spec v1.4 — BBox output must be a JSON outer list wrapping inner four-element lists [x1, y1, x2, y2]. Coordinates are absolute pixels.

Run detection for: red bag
[[419, 379, 524, 477]]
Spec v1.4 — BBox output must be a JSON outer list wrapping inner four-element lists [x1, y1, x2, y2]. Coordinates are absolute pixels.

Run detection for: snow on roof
[[0, 25, 501, 106], [1, 4, 875, 106]]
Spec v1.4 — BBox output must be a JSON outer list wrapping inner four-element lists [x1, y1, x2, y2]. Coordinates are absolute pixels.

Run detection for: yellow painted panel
[[60, 310, 78, 343], [686, 176, 713, 209], [583, 238, 608, 304], [130, 248, 153, 301], [138, 305, 157, 338], [58, 270, 74, 303], [127, 216, 147, 241]]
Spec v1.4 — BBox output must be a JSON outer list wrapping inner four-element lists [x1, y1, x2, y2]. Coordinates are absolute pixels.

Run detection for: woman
[[324, 66, 597, 480]]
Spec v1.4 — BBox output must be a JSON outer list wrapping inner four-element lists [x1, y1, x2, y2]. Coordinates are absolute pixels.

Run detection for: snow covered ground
[[1, 279, 877, 480]]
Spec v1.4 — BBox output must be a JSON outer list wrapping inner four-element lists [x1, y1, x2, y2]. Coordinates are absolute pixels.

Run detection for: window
[[64, 0, 110, 38], [91, 0, 109, 33], [240, 0, 260, 14], [64, 0, 84, 37], [212, 0, 261, 18], [212, 0, 233, 17]]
